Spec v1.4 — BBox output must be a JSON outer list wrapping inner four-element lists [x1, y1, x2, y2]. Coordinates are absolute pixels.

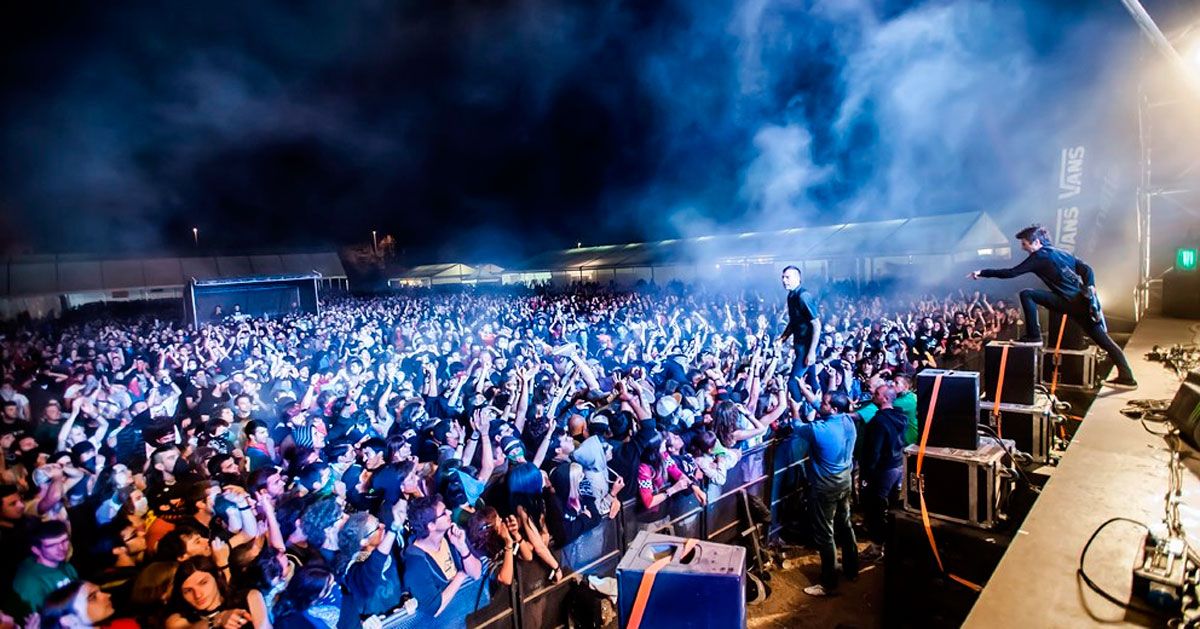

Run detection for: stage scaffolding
[[1125, 0, 1200, 319]]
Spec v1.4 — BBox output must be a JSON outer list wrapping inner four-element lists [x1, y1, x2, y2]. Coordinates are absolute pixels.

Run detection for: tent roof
[[0, 252, 346, 297], [394, 263, 505, 280], [514, 211, 1008, 271]]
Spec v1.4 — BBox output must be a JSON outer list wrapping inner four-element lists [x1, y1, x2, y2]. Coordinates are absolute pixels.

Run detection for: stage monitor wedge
[[1167, 370, 1200, 450], [1163, 268, 1200, 320]]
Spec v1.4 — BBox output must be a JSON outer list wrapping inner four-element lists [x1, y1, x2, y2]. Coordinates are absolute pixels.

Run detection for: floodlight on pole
[[372, 230, 378, 255], [1118, 0, 1200, 99], [192, 227, 199, 246]]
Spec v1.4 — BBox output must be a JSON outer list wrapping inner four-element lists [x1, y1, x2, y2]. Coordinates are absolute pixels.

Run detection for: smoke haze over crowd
[[0, 0, 1193, 264]]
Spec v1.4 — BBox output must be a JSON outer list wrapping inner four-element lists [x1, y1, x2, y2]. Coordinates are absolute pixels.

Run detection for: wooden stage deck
[[966, 317, 1200, 627]]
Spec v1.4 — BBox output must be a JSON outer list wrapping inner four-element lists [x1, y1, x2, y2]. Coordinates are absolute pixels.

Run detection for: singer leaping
[[968, 224, 1137, 390]]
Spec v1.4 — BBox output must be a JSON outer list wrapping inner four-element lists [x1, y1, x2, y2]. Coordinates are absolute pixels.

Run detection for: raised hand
[[211, 538, 231, 568], [448, 523, 469, 553]]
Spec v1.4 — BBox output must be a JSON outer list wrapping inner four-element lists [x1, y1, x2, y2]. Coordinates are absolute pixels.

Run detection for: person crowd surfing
[[969, 223, 1137, 389], [0, 275, 1087, 626]]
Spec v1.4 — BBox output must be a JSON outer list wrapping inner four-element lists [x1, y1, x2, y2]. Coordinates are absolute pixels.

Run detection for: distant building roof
[[515, 211, 1008, 271], [0, 252, 346, 297]]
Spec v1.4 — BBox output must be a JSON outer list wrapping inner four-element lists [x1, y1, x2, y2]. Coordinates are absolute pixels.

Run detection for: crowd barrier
[[465, 433, 811, 629]]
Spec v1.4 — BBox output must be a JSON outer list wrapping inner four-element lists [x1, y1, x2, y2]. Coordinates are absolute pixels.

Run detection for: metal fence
[[466, 433, 810, 629]]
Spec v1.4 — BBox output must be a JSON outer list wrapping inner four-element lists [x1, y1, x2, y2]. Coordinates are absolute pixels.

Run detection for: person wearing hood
[[571, 436, 623, 519]]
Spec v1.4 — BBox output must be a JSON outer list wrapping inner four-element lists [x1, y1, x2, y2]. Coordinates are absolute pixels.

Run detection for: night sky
[[0, 0, 1191, 264]]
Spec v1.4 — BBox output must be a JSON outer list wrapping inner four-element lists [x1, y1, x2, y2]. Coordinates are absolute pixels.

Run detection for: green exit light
[[1179, 248, 1198, 271]]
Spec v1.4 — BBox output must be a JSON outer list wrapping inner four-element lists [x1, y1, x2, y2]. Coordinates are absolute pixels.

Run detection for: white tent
[[0, 252, 348, 320]]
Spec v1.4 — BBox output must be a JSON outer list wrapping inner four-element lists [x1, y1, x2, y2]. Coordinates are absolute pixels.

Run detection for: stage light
[[1178, 247, 1198, 271], [1188, 39, 1200, 74]]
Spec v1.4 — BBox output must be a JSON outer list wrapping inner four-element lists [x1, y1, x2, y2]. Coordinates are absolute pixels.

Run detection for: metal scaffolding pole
[[1136, 83, 1151, 319], [1121, 0, 1200, 319]]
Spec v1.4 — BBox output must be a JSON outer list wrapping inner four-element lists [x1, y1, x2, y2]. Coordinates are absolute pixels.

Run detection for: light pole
[[192, 227, 199, 247], [372, 230, 378, 255]]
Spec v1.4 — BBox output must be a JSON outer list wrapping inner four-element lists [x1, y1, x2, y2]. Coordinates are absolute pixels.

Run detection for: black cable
[[977, 425, 1040, 493], [1077, 517, 1160, 616], [1142, 418, 1172, 437]]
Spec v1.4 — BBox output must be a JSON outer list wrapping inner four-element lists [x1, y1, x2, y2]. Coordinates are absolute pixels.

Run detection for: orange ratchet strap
[[1049, 314, 1067, 397], [916, 373, 983, 592], [990, 344, 1009, 438], [627, 538, 699, 629]]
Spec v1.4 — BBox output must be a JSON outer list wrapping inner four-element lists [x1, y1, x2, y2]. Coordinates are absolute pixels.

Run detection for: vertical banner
[[1050, 143, 1138, 320], [1053, 146, 1085, 254]]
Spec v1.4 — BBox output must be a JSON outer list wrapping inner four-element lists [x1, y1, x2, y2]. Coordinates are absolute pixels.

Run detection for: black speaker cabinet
[[616, 531, 745, 629], [1168, 370, 1200, 450], [1163, 270, 1200, 319], [1045, 312, 1090, 350], [916, 370, 980, 451], [885, 508, 1014, 627], [983, 341, 1041, 406]]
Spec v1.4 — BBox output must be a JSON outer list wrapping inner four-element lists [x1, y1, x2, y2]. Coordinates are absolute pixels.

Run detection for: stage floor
[[966, 317, 1200, 627]]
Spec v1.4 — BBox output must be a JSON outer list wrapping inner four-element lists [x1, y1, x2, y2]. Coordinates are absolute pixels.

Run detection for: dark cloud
[[0, 0, 1189, 266]]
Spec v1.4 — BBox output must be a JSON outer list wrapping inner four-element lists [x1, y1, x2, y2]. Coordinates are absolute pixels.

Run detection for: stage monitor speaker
[[616, 531, 745, 629], [983, 341, 1040, 405], [1167, 370, 1200, 450], [1163, 269, 1200, 319], [916, 370, 980, 451]]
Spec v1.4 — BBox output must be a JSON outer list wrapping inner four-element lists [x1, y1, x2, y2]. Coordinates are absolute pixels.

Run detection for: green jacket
[[856, 391, 919, 445]]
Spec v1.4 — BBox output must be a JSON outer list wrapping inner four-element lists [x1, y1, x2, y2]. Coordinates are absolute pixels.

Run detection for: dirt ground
[[747, 541, 885, 629]]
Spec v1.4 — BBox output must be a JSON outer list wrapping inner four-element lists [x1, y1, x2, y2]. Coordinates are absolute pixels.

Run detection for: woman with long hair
[[636, 433, 684, 509], [710, 400, 771, 451], [504, 462, 545, 525], [635, 432, 704, 527], [164, 557, 259, 629], [546, 462, 601, 547], [240, 549, 293, 629], [464, 505, 529, 611], [129, 561, 177, 628], [503, 462, 560, 578]]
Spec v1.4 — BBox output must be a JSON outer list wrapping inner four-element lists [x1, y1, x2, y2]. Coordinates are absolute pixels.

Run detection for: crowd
[[0, 279, 1023, 628]]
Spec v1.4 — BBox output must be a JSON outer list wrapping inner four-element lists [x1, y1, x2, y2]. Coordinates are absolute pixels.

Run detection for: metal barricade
[[467, 434, 809, 629]]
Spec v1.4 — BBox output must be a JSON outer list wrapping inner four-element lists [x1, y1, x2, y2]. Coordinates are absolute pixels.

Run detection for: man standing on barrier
[[968, 224, 1137, 390], [780, 265, 822, 408]]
